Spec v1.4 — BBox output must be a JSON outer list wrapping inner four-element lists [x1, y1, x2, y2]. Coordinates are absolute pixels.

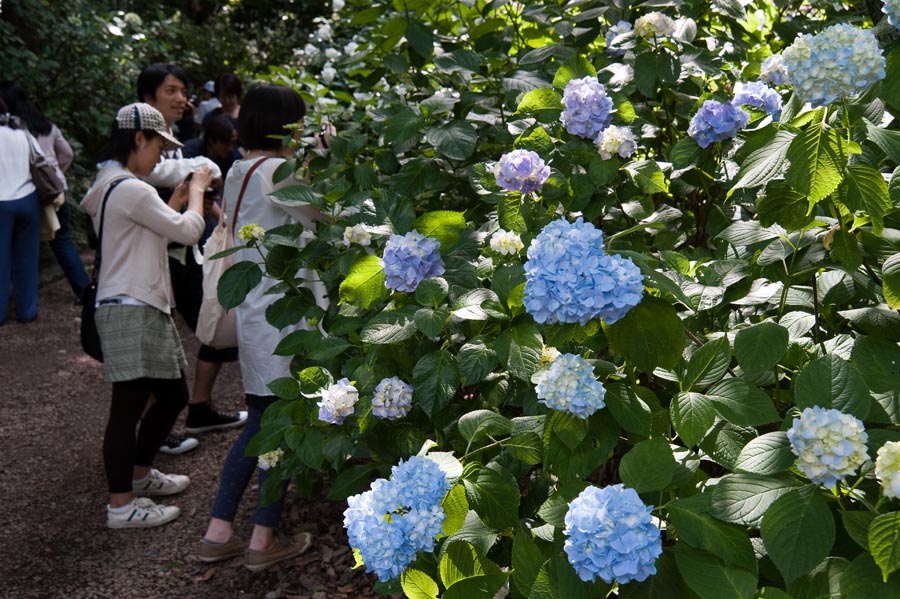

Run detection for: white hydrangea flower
[[490, 229, 524, 256], [634, 12, 675, 38], [332, 0, 346, 12], [303, 43, 320, 58], [343, 224, 372, 247], [318, 378, 359, 424], [324, 48, 341, 60], [876, 441, 900, 499], [540, 345, 561, 366], [316, 22, 333, 41], [595, 125, 637, 160], [344, 41, 360, 55], [321, 64, 337, 86], [258, 448, 284, 471], [787, 406, 868, 489]]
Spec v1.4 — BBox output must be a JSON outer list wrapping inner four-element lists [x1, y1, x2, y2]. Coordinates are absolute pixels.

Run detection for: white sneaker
[[133, 468, 190, 497], [107, 497, 181, 529]]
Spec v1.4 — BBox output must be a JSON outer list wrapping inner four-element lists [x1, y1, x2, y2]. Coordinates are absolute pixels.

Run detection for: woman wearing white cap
[[81, 102, 212, 528]]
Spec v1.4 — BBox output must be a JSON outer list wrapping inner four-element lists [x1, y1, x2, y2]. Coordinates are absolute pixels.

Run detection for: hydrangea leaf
[[382, 108, 426, 145], [839, 165, 892, 235], [400, 568, 439, 599], [883, 47, 900, 113], [864, 119, 900, 164], [667, 494, 757, 572], [734, 431, 794, 476], [706, 378, 779, 426], [604, 383, 652, 436], [794, 354, 871, 419], [498, 193, 529, 233], [619, 437, 678, 492], [882, 253, 900, 310], [709, 473, 804, 527], [682, 336, 731, 392], [671, 391, 716, 447], [730, 130, 795, 194], [415, 306, 448, 338], [756, 180, 813, 231], [413, 351, 460, 417], [733, 321, 789, 376], [496, 323, 543, 381], [850, 336, 900, 393], [441, 484, 469, 537], [218, 260, 263, 309], [412, 210, 466, 249], [868, 513, 900, 583], [605, 295, 684, 373], [359, 308, 417, 344], [786, 122, 849, 206], [515, 88, 563, 123], [452, 289, 500, 321], [426, 122, 478, 161], [761, 487, 836, 584], [415, 277, 449, 306], [267, 377, 300, 401], [458, 409, 514, 444], [839, 553, 900, 598], [511, 529, 544, 598], [634, 51, 679, 98], [674, 543, 757, 599], [339, 255, 388, 308], [552, 54, 596, 88], [786, 557, 849, 598], [506, 432, 542, 465], [842, 511, 875, 551], [405, 19, 434, 58], [462, 465, 520, 530]]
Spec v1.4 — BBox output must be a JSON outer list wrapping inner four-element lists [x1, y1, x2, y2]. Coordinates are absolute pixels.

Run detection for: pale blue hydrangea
[[317, 378, 359, 424], [494, 149, 551, 195], [595, 125, 637, 160], [561, 76, 614, 140], [380, 230, 445, 293], [687, 100, 750, 148], [782, 24, 885, 107], [732, 81, 782, 120], [885, 0, 900, 28], [343, 457, 449, 581], [564, 484, 663, 584], [875, 441, 900, 499], [760, 54, 788, 86], [605, 21, 632, 56], [787, 406, 868, 489], [371, 376, 414, 420], [534, 353, 606, 419], [524, 218, 644, 325]]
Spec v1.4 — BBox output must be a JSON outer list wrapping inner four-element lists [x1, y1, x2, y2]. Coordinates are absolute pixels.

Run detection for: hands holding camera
[[169, 167, 214, 215]]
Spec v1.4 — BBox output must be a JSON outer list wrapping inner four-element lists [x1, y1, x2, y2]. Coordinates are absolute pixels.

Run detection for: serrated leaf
[[458, 410, 514, 444], [865, 119, 900, 164], [671, 392, 716, 447], [427, 122, 478, 161], [552, 54, 596, 88], [840, 165, 892, 235], [842, 511, 875, 551], [269, 183, 327, 208], [734, 322, 789, 376], [359, 309, 417, 344], [605, 296, 683, 373], [452, 289, 499, 321], [839, 553, 900, 599], [440, 541, 485, 588], [756, 180, 814, 231], [413, 351, 459, 417], [496, 323, 542, 381], [498, 193, 528, 233], [442, 484, 469, 536], [794, 354, 871, 419], [869, 512, 900, 582], [683, 336, 731, 391], [463, 466, 519, 530], [516, 88, 563, 122], [415, 306, 448, 337], [667, 495, 757, 572], [512, 529, 544, 597], [339, 255, 388, 308], [786, 122, 848, 205], [412, 210, 466, 249], [507, 432, 542, 465], [734, 432, 794, 475], [401, 569, 439, 599], [218, 260, 263, 309], [710, 473, 804, 526], [761, 487, 835, 584], [706, 378, 779, 426], [383, 108, 425, 145], [883, 253, 900, 310], [604, 382, 652, 435], [730, 130, 795, 193], [619, 437, 679, 492], [675, 544, 757, 599]]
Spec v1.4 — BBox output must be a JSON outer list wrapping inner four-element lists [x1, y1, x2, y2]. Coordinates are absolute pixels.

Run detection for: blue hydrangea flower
[[885, 0, 900, 29], [687, 100, 750, 148], [524, 217, 644, 325], [343, 456, 449, 581], [564, 484, 663, 584], [371, 376, 414, 420], [782, 24, 885, 108], [380, 230, 445, 293], [561, 76, 614, 140], [760, 54, 788, 86], [605, 21, 632, 56], [534, 353, 606, 419], [732, 81, 782, 120], [787, 406, 868, 489], [494, 149, 550, 195]]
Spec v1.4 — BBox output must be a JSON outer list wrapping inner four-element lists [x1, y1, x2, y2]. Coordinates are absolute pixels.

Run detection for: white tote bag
[[196, 157, 269, 348]]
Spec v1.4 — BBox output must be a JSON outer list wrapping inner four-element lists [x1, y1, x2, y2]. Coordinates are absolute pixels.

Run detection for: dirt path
[[0, 268, 380, 599]]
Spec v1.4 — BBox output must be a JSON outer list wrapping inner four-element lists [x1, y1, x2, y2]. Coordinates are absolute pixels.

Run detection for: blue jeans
[[48, 196, 90, 299], [0, 191, 40, 324], [210, 395, 286, 527]]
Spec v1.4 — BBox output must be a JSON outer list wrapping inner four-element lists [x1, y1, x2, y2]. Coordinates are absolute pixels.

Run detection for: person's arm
[[127, 177, 208, 245], [142, 155, 222, 188], [53, 126, 74, 174]]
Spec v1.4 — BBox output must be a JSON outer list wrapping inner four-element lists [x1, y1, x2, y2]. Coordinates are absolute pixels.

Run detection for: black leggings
[[103, 375, 190, 493]]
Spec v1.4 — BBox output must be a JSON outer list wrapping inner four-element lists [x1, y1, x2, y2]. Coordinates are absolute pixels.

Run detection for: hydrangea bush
[[217, 0, 900, 596]]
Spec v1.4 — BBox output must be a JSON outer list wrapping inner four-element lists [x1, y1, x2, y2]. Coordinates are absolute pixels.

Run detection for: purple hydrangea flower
[[687, 100, 750, 148], [564, 484, 663, 584], [561, 76, 614, 140], [494, 149, 550, 195], [732, 81, 782, 120], [380, 230, 445, 293], [524, 217, 644, 325], [605, 21, 632, 56]]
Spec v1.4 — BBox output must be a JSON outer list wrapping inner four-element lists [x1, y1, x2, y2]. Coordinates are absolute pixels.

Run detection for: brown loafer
[[198, 536, 248, 563], [244, 532, 313, 572]]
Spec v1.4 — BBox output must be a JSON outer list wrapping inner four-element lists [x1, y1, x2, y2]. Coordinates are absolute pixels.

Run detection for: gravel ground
[[0, 262, 383, 599]]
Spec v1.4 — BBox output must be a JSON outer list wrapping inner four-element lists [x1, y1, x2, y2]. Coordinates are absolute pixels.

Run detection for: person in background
[[137, 63, 247, 455], [198, 84, 329, 571], [201, 72, 242, 132], [0, 81, 90, 302], [0, 97, 41, 325], [194, 80, 220, 128], [80, 102, 211, 528]]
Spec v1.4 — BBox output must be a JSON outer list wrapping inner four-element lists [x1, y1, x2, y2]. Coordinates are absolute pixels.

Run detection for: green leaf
[[269, 183, 327, 208], [734, 322, 789, 376], [401, 568, 439, 599], [794, 354, 871, 419], [507, 432, 542, 465], [415, 277, 449, 306], [458, 341, 498, 386], [634, 51, 679, 98], [734, 432, 795, 475], [458, 410, 514, 444], [512, 529, 545, 598], [786, 122, 849, 205], [869, 512, 900, 582], [840, 553, 900, 599], [710, 473, 804, 526], [412, 210, 466, 249], [841, 511, 875, 551], [619, 550, 683, 598], [463, 466, 520, 530], [883, 253, 900, 310], [267, 377, 300, 400], [625, 160, 669, 195], [761, 487, 835, 583], [405, 19, 434, 58], [452, 289, 500, 321], [851, 336, 900, 393], [604, 383, 652, 435], [865, 119, 900, 164], [675, 544, 757, 599], [706, 378, 779, 426], [552, 54, 596, 88], [496, 323, 543, 382], [840, 165, 893, 235], [339, 255, 388, 308], [498, 193, 528, 233], [756, 180, 814, 231], [619, 437, 679, 492], [667, 495, 757, 572], [218, 261, 263, 309], [383, 108, 425, 145], [426, 122, 478, 161], [415, 306, 448, 338], [413, 351, 460, 417], [671, 392, 716, 447], [440, 541, 485, 588], [442, 484, 469, 536], [605, 296, 683, 373], [515, 88, 563, 122], [730, 130, 795, 193], [360, 309, 417, 344], [326, 463, 378, 500], [683, 336, 732, 391]]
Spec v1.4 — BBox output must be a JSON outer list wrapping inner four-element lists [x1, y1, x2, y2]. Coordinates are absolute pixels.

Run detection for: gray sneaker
[[107, 497, 180, 529]]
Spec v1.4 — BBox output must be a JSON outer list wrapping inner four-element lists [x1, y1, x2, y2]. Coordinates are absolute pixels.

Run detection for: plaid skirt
[[96, 304, 187, 383]]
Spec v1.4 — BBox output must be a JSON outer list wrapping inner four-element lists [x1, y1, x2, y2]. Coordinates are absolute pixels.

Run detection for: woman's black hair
[[204, 114, 236, 145], [0, 97, 17, 129], [100, 121, 162, 165], [136, 63, 190, 103], [214, 72, 243, 101], [0, 81, 52, 136], [238, 84, 306, 151]]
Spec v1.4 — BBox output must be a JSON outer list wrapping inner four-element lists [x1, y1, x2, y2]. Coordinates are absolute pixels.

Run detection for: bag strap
[[91, 177, 129, 283], [227, 156, 270, 236]]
